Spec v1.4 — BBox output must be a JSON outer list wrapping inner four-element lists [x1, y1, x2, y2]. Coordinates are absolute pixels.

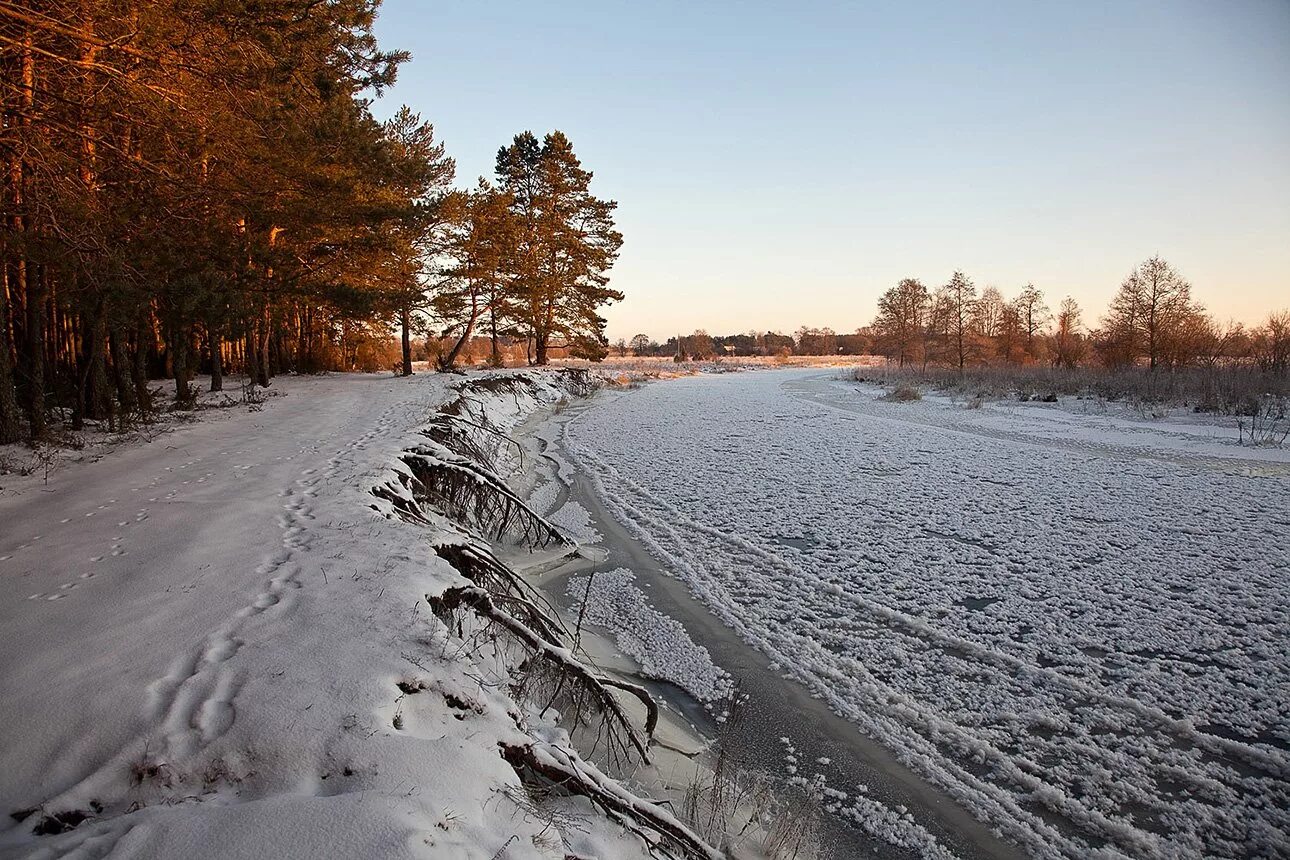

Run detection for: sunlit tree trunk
[[489, 302, 500, 366], [401, 303, 414, 375], [441, 289, 481, 371]]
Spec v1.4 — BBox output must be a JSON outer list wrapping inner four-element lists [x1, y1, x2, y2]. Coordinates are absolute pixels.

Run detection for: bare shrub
[[853, 363, 1288, 416], [882, 384, 922, 402], [1237, 396, 1289, 447], [1131, 397, 1171, 421], [486, 784, 590, 853], [240, 377, 266, 410], [761, 779, 823, 859], [29, 430, 83, 484], [129, 747, 175, 788]]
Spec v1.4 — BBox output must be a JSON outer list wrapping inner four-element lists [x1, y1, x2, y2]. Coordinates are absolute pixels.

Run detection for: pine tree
[[495, 131, 623, 365], [0, 0, 459, 427], [434, 182, 515, 370]]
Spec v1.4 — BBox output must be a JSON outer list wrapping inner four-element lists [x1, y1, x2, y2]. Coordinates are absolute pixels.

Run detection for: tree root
[[424, 412, 525, 471], [402, 447, 564, 548], [500, 740, 725, 860], [427, 586, 657, 765], [432, 540, 570, 645], [384, 371, 716, 857]]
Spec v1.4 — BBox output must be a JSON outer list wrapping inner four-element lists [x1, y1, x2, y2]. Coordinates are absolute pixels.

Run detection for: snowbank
[[0, 369, 714, 860]]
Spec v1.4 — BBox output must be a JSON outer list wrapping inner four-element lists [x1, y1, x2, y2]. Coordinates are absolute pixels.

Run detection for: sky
[[370, 0, 1290, 342]]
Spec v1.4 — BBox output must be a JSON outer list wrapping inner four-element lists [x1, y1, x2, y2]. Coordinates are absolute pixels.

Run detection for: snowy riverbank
[[0, 370, 721, 860], [5, 364, 1283, 859]]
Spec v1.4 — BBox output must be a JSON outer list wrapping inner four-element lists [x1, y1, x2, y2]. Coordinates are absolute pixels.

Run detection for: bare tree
[[1103, 256, 1194, 369], [973, 287, 1006, 340], [1252, 310, 1290, 373], [1014, 284, 1051, 359], [683, 330, 715, 359], [873, 278, 928, 366], [1050, 297, 1086, 369], [941, 271, 979, 370], [995, 301, 1026, 364]]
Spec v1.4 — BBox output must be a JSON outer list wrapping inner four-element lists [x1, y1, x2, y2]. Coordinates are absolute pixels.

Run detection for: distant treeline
[[0, 1, 623, 445], [865, 258, 1287, 373], [618, 330, 870, 359], [622, 257, 1288, 373]]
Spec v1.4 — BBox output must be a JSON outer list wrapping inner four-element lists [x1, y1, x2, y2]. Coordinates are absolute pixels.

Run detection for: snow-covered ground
[[0, 371, 696, 860], [564, 368, 1290, 858]]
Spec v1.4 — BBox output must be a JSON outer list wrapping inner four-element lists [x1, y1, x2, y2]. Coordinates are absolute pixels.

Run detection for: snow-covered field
[[0, 371, 701, 860], [564, 368, 1290, 858]]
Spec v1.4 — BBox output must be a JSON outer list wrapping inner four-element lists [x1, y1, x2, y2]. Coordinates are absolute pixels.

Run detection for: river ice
[[566, 567, 732, 703], [563, 368, 1290, 858]]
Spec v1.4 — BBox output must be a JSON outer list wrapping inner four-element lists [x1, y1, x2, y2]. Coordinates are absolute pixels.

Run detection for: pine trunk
[[400, 304, 413, 375], [132, 318, 152, 416], [256, 309, 270, 387], [173, 322, 190, 405], [0, 268, 20, 443], [83, 299, 111, 421], [109, 328, 136, 415], [441, 292, 480, 371], [489, 304, 500, 367], [534, 331, 549, 366], [25, 264, 46, 439], [244, 326, 259, 388], [209, 327, 223, 392]]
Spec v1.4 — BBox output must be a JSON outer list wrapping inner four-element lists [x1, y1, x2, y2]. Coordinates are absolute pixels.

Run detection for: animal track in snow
[[197, 672, 241, 743], [128, 393, 425, 768], [203, 637, 241, 664]]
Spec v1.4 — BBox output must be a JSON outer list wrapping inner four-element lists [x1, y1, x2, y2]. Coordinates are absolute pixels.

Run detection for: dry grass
[[1237, 396, 1290, 446], [850, 364, 1289, 417], [680, 694, 821, 858], [881, 384, 923, 403]]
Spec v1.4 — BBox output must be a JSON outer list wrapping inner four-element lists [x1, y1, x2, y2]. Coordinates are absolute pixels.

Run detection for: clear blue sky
[[371, 0, 1289, 341]]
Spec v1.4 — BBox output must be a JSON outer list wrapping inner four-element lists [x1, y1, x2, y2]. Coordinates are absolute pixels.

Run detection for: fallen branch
[[428, 586, 657, 763], [402, 447, 564, 548], [433, 541, 570, 644], [501, 740, 724, 860]]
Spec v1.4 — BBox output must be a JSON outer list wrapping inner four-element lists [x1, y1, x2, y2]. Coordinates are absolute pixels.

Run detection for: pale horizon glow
[[372, 0, 1290, 342]]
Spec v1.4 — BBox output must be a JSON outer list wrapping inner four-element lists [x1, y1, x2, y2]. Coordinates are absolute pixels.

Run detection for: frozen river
[[562, 369, 1289, 858]]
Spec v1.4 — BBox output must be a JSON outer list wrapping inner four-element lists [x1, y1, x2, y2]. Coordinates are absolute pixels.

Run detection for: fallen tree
[[428, 585, 656, 766], [402, 444, 565, 547], [500, 740, 725, 860]]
